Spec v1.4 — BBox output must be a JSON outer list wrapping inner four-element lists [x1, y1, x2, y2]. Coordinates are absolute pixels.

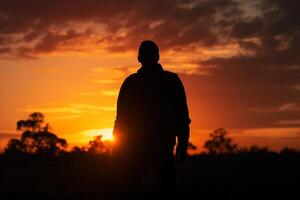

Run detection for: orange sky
[[1, 0, 300, 152]]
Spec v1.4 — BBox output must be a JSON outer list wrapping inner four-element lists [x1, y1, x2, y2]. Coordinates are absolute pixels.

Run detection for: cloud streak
[[20, 103, 115, 115]]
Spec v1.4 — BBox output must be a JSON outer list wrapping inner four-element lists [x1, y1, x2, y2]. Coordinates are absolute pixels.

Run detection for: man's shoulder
[[163, 70, 178, 78], [125, 71, 178, 78], [163, 70, 181, 82], [121, 73, 139, 86], [124, 70, 180, 83], [125, 73, 139, 81]]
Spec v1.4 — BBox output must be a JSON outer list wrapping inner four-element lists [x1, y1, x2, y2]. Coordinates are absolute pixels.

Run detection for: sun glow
[[82, 128, 114, 141]]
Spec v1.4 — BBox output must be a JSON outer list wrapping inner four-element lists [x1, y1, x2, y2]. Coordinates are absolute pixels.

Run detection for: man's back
[[114, 63, 190, 157]]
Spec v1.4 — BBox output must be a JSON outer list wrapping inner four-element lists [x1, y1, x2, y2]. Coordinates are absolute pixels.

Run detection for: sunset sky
[[1, 0, 300, 151]]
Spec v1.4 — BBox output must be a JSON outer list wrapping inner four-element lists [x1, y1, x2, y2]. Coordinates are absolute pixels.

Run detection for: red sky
[[1, 0, 300, 151]]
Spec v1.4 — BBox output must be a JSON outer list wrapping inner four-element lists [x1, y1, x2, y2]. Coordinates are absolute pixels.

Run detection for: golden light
[[82, 128, 114, 141]]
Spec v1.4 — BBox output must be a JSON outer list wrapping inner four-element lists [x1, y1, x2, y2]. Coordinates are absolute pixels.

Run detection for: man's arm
[[113, 78, 129, 138], [174, 75, 191, 162], [112, 77, 130, 163]]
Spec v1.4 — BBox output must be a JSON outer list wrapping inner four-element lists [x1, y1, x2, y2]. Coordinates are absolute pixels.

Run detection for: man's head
[[138, 40, 159, 65]]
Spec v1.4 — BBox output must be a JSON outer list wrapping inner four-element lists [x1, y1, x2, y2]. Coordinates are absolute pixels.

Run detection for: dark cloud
[[16, 29, 95, 58], [200, 54, 300, 85], [200, 0, 300, 87], [0, 0, 240, 56], [1, 0, 298, 57], [231, 18, 264, 38]]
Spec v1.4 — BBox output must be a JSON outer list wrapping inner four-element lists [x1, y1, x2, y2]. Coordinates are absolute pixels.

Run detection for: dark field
[[1, 153, 300, 200]]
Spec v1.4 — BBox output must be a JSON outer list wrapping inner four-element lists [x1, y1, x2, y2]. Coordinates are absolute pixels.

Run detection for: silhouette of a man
[[113, 40, 190, 195]]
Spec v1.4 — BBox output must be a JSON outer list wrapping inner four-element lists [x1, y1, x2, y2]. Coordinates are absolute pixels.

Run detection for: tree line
[[4, 112, 300, 156]]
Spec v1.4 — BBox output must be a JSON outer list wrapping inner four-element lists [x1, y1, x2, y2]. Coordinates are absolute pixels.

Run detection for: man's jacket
[[113, 64, 190, 156]]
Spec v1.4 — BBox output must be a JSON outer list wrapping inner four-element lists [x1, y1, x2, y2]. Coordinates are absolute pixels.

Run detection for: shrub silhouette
[[88, 135, 108, 154], [5, 112, 67, 155], [280, 147, 300, 156], [204, 127, 238, 154], [71, 146, 85, 153], [239, 145, 274, 155]]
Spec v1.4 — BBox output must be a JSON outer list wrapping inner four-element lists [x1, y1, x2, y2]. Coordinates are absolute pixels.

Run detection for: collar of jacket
[[137, 63, 164, 74]]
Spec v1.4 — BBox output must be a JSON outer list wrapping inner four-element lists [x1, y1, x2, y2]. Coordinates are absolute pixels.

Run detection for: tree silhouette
[[248, 145, 270, 154], [204, 128, 238, 154], [17, 112, 45, 132], [6, 138, 23, 153], [87, 135, 107, 154], [71, 146, 86, 153], [280, 147, 300, 156], [5, 112, 67, 155]]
